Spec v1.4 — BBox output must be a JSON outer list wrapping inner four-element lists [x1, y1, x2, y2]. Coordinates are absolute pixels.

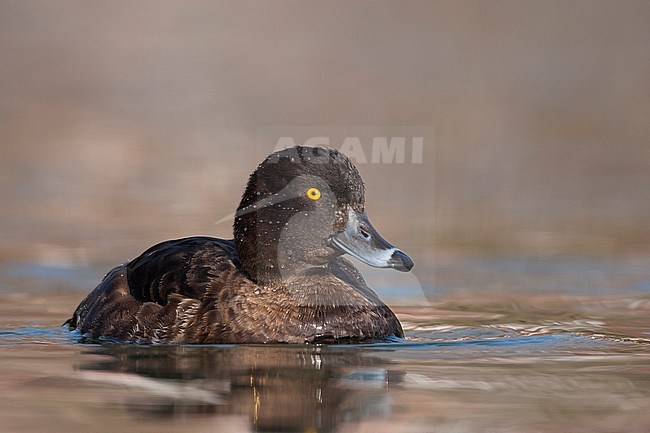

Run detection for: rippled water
[[1, 258, 649, 433]]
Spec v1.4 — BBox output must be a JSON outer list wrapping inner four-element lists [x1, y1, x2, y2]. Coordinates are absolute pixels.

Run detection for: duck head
[[234, 146, 413, 284]]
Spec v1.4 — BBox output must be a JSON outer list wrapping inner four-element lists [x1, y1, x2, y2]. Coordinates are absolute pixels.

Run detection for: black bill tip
[[388, 249, 414, 272]]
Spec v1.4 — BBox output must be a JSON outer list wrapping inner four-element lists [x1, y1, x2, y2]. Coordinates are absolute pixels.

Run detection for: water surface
[[1, 269, 649, 433]]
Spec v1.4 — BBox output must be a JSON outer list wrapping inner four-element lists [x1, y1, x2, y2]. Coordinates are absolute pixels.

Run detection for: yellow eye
[[306, 187, 321, 200]]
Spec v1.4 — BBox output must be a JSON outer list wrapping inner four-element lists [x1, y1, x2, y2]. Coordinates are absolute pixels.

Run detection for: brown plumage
[[66, 146, 413, 344]]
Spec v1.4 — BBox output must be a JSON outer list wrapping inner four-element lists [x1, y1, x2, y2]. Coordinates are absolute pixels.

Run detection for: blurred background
[[1, 1, 649, 295]]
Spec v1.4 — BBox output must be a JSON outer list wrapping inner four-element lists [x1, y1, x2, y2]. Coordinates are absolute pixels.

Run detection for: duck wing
[[66, 236, 240, 342], [126, 236, 239, 304]]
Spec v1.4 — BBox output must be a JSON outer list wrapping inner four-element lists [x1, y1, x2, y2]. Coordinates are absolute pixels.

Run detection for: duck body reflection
[[79, 344, 403, 432]]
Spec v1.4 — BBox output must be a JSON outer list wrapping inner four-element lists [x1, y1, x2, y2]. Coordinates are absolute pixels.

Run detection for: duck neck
[[233, 210, 339, 285], [233, 211, 282, 284]]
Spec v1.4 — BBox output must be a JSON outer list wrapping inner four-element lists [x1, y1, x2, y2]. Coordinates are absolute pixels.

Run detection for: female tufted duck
[[66, 146, 413, 344]]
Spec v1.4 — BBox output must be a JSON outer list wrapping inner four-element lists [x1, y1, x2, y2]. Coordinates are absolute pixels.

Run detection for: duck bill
[[331, 209, 413, 272]]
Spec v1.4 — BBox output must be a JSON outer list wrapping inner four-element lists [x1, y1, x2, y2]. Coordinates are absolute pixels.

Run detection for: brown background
[[1, 1, 648, 269]]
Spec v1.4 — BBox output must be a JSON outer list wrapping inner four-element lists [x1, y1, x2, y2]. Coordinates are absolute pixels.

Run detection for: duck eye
[[306, 187, 321, 201]]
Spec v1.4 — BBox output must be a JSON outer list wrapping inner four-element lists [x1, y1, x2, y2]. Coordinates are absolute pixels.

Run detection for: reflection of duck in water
[[79, 345, 404, 432], [67, 146, 413, 343]]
